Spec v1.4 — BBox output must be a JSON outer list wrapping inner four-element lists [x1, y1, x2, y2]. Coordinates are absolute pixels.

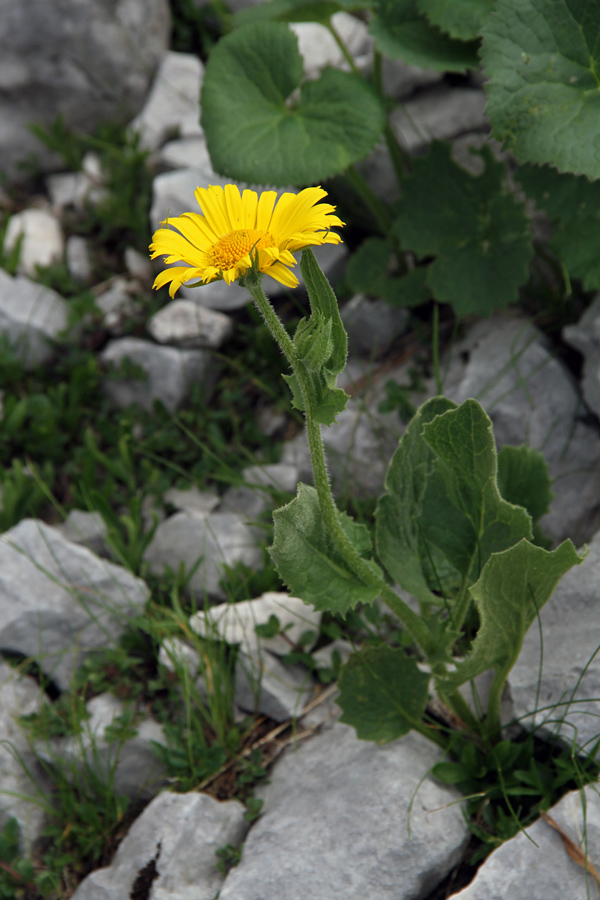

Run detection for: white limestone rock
[[124, 246, 152, 282], [0, 662, 50, 851], [507, 528, 600, 754], [0, 519, 149, 691], [381, 57, 443, 99], [563, 293, 600, 420], [219, 724, 470, 899], [219, 463, 299, 524], [54, 509, 111, 558], [163, 486, 220, 517], [36, 693, 167, 800], [235, 649, 315, 722], [390, 86, 488, 154], [130, 51, 204, 151], [148, 300, 234, 349], [47, 153, 106, 212], [94, 277, 137, 335], [158, 135, 211, 170], [4, 208, 64, 277], [341, 293, 409, 357], [447, 314, 600, 545], [190, 592, 320, 657], [452, 785, 600, 899], [143, 511, 262, 602], [0, 0, 170, 182], [100, 337, 219, 413], [70, 790, 248, 900], [66, 235, 92, 283], [0, 267, 68, 366], [290, 13, 373, 81]]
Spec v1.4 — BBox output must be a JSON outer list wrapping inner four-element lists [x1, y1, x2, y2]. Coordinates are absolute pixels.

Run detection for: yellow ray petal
[[240, 189, 258, 229], [270, 187, 328, 239], [256, 191, 278, 232], [224, 184, 243, 229], [266, 261, 300, 288], [179, 212, 219, 245], [195, 185, 230, 236]]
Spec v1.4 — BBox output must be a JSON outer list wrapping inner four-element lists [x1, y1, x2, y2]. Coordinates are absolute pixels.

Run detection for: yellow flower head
[[149, 184, 344, 298]]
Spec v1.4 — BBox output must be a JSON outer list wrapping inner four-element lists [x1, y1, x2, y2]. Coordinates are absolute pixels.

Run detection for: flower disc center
[[211, 228, 276, 270]]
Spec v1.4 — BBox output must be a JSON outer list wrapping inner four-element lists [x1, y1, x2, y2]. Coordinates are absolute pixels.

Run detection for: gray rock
[[0, 662, 50, 851], [341, 293, 409, 357], [507, 528, 600, 754], [124, 247, 152, 282], [390, 86, 488, 154], [235, 648, 314, 722], [447, 314, 600, 546], [129, 51, 204, 152], [219, 723, 470, 899], [163, 486, 220, 516], [190, 592, 321, 657], [158, 135, 211, 170], [0, 519, 149, 691], [100, 337, 218, 413], [37, 693, 167, 800], [381, 57, 443, 100], [46, 153, 106, 212], [150, 164, 227, 234], [0, 268, 68, 366], [563, 294, 600, 420], [312, 639, 354, 670], [94, 277, 137, 335], [54, 509, 111, 558], [219, 463, 299, 524], [4, 208, 64, 277], [70, 789, 248, 900], [66, 235, 92, 283], [143, 511, 262, 602], [0, 0, 169, 182], [290, 13, 373, 81], [148, 299, 234, 349], [452, 784, 600, 899]]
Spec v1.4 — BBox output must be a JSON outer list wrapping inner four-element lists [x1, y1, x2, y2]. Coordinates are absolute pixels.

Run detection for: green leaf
[[201, 22, 386, 187], [376, 396, 458, 607], [441, 539, 585, 689], [481, 0, 600, 179], [497, 444, 553, 525], [301, 249, 347, 378], [270, 483, 383, 614], [369, 0, 480, 73], [393, 142, 534, 316], [517, 164, 600, 292], [345, 238, 431, 307], [431, 760, 471, 783], [417, 0, 494, 41], [234, 0, 373, 26], [338, 645, 430, 743], [376, 398, 533, 607]]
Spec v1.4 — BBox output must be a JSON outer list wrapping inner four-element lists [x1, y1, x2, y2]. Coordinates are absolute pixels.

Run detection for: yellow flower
[[150, 184, 344, 298]]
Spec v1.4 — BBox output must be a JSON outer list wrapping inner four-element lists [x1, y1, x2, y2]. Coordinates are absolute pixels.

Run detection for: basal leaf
[[270, 483, 382, 614], [418, 0, 494, 41], [338, 645, 430, 743], [421, 399, 533, 584], [441, 539, 585, 689], [384, 266, 431, 308], [376, 396, 458, 608], [369, 0, 480, 72], [497, 444, 553, 525], [377, 398, 533, 611], [517, 164, 600, 292], [481, 0, 600, 179], [393, 142, 533, 316], [201, 22, 385, 187]]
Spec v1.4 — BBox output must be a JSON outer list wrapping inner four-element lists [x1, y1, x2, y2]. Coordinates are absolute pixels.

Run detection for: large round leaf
[[369, 0, 479, 72], [201, 22, 385, 187], [481, 0, 600, 178], [417, 0, 494, 41]]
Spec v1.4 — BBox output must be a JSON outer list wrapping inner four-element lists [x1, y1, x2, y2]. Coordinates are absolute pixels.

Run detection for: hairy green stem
[[438, 688, 481, 734], [246, 273, 436, 657]]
